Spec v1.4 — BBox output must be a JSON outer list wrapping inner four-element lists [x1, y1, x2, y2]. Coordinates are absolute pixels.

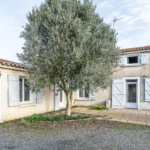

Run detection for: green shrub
[[27, 114, 90, 123], [27, 114, 64, 123], [90, 105, 108, 110]]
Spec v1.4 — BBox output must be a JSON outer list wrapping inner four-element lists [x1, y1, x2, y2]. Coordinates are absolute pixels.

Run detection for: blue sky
[[1, 0, 150, 62]]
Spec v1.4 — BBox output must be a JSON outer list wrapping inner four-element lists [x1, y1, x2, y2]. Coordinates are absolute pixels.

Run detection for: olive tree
[[18, 0, 119, 117]]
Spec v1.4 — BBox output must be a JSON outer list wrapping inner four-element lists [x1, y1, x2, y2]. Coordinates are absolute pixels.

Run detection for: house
[[74, 45, 150, 110], [0, 59, 61, 122], [1, 45, 150, 122]]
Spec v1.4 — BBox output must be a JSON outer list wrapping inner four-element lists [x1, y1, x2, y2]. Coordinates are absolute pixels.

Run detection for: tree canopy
[[18, 0, 119, 116]]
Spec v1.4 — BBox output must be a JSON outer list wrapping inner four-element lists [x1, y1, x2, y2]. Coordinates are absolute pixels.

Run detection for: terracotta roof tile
[[0, 59, 27, 69], [120, 45, 150, 52]]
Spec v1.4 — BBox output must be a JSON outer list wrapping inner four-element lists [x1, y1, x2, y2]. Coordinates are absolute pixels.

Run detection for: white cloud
[[97, 1, 112, 9]]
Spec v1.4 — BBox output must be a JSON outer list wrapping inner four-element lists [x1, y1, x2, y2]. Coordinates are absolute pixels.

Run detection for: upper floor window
[[127, 56, 139, 64], [118, 53, 149, 66]]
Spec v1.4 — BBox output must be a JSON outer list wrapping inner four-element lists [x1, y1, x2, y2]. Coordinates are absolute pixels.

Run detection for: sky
[[0, 0, 150, 62]]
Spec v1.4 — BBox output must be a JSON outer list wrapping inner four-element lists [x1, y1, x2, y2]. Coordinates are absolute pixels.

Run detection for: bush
[[27, 114, 64, 123], [90, 105, 108, 110], [27, 114, 90, 123]]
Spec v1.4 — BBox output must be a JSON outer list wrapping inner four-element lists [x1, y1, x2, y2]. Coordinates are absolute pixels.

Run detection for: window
[[79, 89, 89, 99], [19, 78, 30, 103], [127, 55, 139, 65]]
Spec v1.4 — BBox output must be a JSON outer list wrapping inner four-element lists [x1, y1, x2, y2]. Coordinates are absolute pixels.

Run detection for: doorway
[[126, 80, 137, 109], [59, 89, 65, 108]]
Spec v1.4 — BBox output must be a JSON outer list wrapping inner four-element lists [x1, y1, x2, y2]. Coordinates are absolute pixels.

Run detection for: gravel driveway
[[0, 119, 150, 150]]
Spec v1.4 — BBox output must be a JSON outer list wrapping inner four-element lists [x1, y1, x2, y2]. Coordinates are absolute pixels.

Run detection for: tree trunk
[[65, 92, 73, 118]]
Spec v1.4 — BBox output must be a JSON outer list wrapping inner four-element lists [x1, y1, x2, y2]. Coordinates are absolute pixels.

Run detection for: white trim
[[19, 103, 36, 107], [123, 77, 140, 109], [19, 78, 31, 105], [120, 49, 150, 54], [0, 73, 3, 123], [0, 65, 26, 71]]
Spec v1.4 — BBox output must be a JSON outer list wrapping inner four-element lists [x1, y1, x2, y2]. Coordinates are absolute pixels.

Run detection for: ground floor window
[[79, 89, 89, 99], [19, 78, 30, 103]]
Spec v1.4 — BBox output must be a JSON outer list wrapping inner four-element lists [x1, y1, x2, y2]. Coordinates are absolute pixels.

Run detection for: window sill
[[123, 64, 141, 67], [75, 99, 95, 101], [19, 103, 36, 108]]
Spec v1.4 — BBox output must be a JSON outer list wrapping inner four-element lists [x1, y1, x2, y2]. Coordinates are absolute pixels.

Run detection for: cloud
[[1, 0, 150, 62], [97, 1, 112, 9]]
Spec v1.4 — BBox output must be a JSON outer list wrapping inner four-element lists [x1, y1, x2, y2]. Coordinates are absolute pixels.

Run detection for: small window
[[127, 56, 138, 64], [19, 78, 30, 103], [79, 89, 89, 99]]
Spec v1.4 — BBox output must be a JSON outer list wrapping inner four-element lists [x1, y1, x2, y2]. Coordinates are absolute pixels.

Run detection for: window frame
[[125, 54, 140, 65], [78, 88, 89, 100], [19, 77, 31, 105]]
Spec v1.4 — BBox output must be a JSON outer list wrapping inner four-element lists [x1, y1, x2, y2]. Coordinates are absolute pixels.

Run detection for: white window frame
[[77, 89, 89, 100], [125, 54, 140, 66], [19, 77, 31, 105]]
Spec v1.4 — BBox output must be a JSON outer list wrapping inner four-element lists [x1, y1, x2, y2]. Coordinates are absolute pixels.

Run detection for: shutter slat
[[112, 79, 124, 108], [141, 53, 149, 64], [118, 56, 125, 66], [8, 75, 19, 107], [37, 89, 43, 103], [145, 79, 150, 101], [89, 85, 96, 100]]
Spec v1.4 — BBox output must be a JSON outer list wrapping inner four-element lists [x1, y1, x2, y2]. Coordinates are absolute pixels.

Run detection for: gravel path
[[0, 119, 150, 150]]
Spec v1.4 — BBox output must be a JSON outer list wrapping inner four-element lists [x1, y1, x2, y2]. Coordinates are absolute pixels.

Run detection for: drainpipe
[[0, 71, 3, 123]]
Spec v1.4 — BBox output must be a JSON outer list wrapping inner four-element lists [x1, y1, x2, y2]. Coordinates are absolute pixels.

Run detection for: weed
[[21, 119, 28, 126]]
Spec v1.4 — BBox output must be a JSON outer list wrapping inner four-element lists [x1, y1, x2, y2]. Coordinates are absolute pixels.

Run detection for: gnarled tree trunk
[[65, 92, 73, 118]]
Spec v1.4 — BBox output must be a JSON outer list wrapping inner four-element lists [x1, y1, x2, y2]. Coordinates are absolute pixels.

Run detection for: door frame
[[123, 77, 140, 109], [126, 82, 137, 109]]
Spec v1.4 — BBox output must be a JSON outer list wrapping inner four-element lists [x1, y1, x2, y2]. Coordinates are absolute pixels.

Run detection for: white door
[[59, 90, 66, 108], [126, 82, 137, 109], [112, 79, 125, 108]]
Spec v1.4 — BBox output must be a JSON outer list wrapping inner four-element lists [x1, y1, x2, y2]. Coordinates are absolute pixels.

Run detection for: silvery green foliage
[[18, 0, 119, 94]]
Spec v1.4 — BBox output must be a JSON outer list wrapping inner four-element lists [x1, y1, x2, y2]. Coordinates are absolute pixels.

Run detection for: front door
[[126, 80, 137, 109], [59, 90, 65, 108]]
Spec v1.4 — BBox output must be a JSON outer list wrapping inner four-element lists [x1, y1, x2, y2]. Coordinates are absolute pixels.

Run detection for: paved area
[[72, 107, 150, 125]]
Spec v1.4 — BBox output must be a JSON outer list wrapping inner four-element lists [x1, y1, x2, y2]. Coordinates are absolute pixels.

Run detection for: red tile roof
[[0, 59, 27, 69], [120, 45, 150, 53]]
